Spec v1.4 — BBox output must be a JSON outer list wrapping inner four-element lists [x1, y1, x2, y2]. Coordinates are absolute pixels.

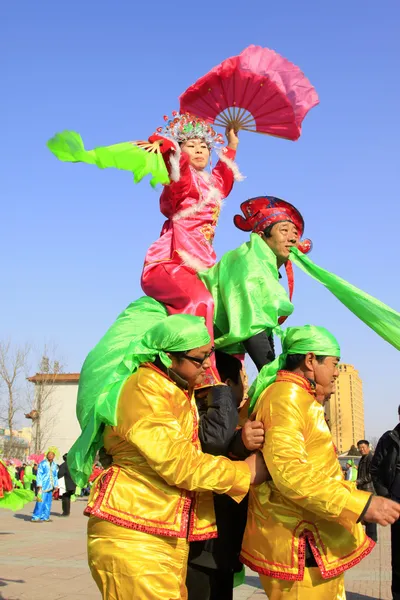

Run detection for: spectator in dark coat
[[57, 453, 76, 517], [31, 464, 38, 494], [186, 351, 265, 600], [356, 439, 377, 542], [370, 406, 400, 600]]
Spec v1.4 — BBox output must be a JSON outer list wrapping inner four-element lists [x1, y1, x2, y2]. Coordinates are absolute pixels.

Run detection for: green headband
[[248, 325, 340, 414]]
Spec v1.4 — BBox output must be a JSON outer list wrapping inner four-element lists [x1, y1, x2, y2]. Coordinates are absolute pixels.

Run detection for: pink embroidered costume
[[140, 113, 243, 379]]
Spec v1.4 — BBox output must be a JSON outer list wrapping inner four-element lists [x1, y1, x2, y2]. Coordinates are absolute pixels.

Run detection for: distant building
[[325, 364, 365, 454], [27, 373, 80, 458], [0, 427, 32, 459]]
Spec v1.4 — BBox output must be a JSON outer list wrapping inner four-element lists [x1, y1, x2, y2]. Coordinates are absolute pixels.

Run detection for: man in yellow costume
[[67, 298, 267, 600], [241, 325, 400, 599]]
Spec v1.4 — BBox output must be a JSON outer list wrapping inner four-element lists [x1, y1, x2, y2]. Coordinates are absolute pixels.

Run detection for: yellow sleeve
[[119, 371, 250, 502], [259, 384, 370, 524]]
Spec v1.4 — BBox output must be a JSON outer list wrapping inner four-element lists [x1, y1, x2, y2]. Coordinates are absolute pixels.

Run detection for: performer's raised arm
[[212, 128, 242, 198]]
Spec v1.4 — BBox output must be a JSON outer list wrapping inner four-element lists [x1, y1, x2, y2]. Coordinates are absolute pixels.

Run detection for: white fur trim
[[168, 141, 181, 182], [178, 250, 208, 272], [217, 151, 245, 182], [172, 186, 222, 222]]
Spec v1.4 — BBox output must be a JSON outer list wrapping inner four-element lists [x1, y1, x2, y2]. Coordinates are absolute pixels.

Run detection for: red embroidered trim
[[305, 530, 375, 579], [188, 494, 216, 535], [180, 494, 192, 537], [241, 522, 302, 570], [240, 555, 304, 582], [87, 508, 186, 538], [190, 399, 199, 445], [240, 523, 375, 581], [189, 531, 218, 542], [88, 466, 193, 537]]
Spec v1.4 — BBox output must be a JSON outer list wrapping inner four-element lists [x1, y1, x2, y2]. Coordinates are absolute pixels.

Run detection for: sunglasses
[[181, 347, 215, 366]]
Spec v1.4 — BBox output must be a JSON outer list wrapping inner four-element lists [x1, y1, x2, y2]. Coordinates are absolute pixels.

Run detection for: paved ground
[[0, 498, 393, 599]]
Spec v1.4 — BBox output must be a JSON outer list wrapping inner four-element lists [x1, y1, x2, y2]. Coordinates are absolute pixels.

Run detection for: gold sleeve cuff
[[226, 461, 251, 504], [340, 489, 372, 524]]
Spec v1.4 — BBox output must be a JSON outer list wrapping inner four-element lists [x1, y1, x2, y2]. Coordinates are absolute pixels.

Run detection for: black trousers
[[61, 491, 74, 516], [365, 521, 378, 543], [243, 330, 275, 372], [392, 517, 400, 600], [186, 564, 234, 600]]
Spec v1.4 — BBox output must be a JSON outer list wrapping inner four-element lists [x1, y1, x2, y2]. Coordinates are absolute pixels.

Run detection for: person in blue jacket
[[31, 451, 58, 522]]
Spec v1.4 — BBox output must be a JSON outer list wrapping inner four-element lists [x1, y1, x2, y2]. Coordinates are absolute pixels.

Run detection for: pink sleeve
[[211, 147, 237, 199]]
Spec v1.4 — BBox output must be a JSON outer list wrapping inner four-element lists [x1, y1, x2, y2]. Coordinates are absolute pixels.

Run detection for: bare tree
[[368, 436, 380, 451], [0, 341, 30, 455], [26, 351, 63, 454]]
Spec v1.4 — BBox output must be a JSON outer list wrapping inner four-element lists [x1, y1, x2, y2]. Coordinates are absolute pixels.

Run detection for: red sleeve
[[161, 151, 193, 212], [148, 135, 193, 211], [211, 147, 237, 199]]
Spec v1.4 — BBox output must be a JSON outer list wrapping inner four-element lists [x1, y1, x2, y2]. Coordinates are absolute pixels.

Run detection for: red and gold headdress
[[155, 112, 225, 148]]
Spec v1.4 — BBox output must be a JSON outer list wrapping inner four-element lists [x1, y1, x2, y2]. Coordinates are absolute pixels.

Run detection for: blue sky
[[3, 1, 400, 438]]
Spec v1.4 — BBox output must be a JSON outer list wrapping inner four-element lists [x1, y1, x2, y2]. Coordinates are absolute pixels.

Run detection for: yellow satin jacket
[[241, 371, 374, 581], [86, 363, 250, 541]]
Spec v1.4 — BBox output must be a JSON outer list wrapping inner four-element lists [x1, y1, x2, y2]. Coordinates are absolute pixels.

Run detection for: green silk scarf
[[47, 130, 170, 188], [68, 297, 210, 486], [198, 234, 294, 354], [290, 247, 400, 351]]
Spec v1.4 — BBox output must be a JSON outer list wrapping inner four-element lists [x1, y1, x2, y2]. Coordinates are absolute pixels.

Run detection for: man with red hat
[[199, 196, 312, 370]]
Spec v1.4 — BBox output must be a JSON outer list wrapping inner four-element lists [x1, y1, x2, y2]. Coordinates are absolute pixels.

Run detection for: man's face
[[169, 342, 214, 388], [311, 355, 340, 403], [358, 443, 370, 456], [47, 452, 55, 463], [260, 221, 300, 266]]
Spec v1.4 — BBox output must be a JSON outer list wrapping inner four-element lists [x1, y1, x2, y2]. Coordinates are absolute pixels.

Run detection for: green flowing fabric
[[199, 233, 294, 354], [76, 297, 168, 430], [47, 130, 170, 188], [23, 465, 34, 487], [233, 566, 246, 588], [0, 488, 35, 511], [68, 298, 210, 486], [290, 246, 400, 351], [248, 325, 340, 413]]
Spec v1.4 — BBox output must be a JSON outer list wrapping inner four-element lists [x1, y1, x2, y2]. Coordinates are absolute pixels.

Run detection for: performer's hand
[[241, 418, 265, 451], [148, 135, 176, 154], [226, 127, 239, 151], [364, 496, 400, 525], [245, 451, 270, 485]]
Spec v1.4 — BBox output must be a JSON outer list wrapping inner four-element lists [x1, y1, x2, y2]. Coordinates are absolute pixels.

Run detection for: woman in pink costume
[[141, 113, 242, 379]]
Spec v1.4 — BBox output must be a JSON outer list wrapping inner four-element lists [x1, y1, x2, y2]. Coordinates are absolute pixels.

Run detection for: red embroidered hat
[[234, 196, 305, 236]]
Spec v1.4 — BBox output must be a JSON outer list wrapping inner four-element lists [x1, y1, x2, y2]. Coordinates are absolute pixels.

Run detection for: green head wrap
[[248, 325, 340, 414], [68, 298, 210, 486]]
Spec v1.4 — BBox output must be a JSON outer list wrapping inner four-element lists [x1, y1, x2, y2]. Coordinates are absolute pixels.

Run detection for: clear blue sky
[[2, 1, 400, 439]]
